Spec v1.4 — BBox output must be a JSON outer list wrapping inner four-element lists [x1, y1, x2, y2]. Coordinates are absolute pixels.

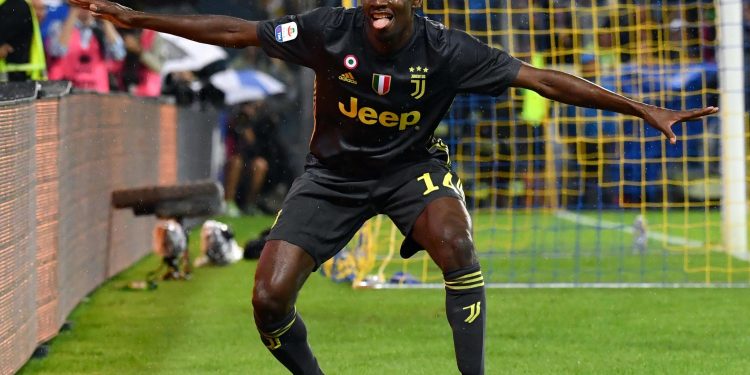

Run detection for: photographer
[[224, 100, 292, 215], [46, 5, 125, 92]]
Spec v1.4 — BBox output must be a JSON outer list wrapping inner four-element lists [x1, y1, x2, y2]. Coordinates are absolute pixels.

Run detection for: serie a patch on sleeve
[[275, 22, 298, 43]]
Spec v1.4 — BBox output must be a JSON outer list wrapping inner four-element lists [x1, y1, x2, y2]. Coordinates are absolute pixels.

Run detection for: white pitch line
[[555, 210, 750, 261], [555, 209, 703, 248]]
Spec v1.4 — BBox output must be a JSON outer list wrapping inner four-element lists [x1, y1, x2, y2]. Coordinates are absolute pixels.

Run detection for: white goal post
[[718, 0, 748, 260]]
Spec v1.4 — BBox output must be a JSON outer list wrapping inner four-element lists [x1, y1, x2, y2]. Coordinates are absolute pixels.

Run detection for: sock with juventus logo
[[444, 264, 486, 375], [257, 307, 323, 375]]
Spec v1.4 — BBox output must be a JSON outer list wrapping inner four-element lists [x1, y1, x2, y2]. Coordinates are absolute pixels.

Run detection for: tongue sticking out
[[373, 17, 391, 30]]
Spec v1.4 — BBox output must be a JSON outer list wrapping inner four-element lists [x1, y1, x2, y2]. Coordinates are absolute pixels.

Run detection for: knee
[[431, 230, 476, 269], [446, 232, 475, 258], [252, 157, 269, 174], [432, 224, 474, 251], [226, 155, 243, 170], [252, 279, 293, 320]]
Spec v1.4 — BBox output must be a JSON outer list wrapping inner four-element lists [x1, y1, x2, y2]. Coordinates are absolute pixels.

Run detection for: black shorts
[[266, 158, 465, 270]]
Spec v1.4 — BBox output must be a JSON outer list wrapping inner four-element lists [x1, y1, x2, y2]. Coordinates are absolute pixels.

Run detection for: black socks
[[258, 307, 323, 375], [444, 264, 486, 375], [257, 266, 486, 375]]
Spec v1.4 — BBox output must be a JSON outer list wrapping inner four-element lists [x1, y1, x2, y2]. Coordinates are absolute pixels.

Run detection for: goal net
[[321, 0, 750, 287]]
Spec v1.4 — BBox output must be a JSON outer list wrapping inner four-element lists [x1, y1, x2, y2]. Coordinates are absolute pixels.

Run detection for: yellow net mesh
[[321, 0, 750, 287]]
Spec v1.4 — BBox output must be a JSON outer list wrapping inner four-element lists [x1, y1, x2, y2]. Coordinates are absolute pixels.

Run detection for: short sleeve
[[448, 30, 523, 96], [256, 7, 334, 69]]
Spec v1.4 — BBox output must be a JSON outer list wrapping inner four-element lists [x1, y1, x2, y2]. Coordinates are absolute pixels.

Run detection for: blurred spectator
[[582, 19, 616, 74], [699, 5, 717, 62], [596, 29, 616, 69], [193, 60, 227, 109], [31, 0, 46, 22], [229, 46, 302, 149], [46, 6, 125, 93], [116, 29, 165, 96], [230, 47, 297, 102], [224, 100, 292, 216], [161, 66, 226, 109], [161, 70, 201, 106], [666, 12, 690, 62], [40, 0, 68, 41], [580, 53, 597, 80], [0, 0, 47, 81], [230, 47, 273, 75], [633, 23, 658, 65], [159, 34, 228, 109]]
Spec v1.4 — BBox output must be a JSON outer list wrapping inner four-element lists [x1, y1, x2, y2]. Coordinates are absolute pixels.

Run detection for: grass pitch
[[19, 215, 750, 374], [366, 209, 750, 285]]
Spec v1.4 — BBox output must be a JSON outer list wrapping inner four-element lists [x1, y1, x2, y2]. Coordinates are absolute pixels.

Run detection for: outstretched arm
[[68, 0, 259, 48], [512, 64, 718, 144]]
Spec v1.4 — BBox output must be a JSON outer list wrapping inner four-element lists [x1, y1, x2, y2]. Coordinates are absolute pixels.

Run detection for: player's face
[[363, 0, 422, 48]]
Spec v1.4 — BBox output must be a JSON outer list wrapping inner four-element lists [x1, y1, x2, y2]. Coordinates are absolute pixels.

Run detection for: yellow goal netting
[[322, 0, 750, 287]]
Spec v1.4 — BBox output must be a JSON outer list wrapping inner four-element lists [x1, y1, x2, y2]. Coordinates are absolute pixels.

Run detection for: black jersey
[[257, 6, 522, 174]]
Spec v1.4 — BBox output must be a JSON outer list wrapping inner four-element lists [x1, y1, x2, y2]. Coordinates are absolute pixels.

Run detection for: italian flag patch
[[372, 74, 391, 95]]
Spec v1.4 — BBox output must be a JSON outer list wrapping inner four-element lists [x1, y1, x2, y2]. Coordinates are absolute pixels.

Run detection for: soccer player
[[68, 0, 719, 373]]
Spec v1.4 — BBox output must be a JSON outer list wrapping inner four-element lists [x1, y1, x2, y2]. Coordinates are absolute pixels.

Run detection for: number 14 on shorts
[[418, 172, 464, 197]]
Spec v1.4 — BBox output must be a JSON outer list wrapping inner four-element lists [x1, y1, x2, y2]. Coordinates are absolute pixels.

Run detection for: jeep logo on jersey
[[274, 22, 298, 42], [338, 97, 420, 130], [372, 74, 391, 95]]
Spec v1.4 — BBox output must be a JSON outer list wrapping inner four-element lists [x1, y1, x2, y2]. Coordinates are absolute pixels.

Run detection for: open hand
[[640, 105, 719, 144], [68, 0, 134, 28]]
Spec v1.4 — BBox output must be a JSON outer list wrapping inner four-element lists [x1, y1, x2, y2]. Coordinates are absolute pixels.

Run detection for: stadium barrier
[[0, 82, 217, 375]]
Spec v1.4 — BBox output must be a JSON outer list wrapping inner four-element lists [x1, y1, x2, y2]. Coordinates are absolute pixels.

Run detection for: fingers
[[69, 0, 104, 12], [67, 0, 89, 8], [70, 0, 123, 24], [665, 106, 718, 144], [664, 127, 676, 144], [68, 0, 93, 11], [681, 106, 719, 121]]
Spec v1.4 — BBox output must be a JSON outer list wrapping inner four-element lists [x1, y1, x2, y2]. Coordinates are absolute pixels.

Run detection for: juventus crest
[[409, 66, 428, 99]]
